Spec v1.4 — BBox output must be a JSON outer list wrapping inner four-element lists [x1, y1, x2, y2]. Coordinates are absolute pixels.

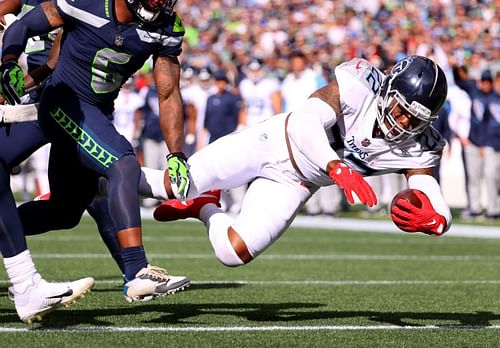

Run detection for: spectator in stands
[[459, 70, 499, 219], [181, 67, 215, 152], [203, 70, 243, 144]]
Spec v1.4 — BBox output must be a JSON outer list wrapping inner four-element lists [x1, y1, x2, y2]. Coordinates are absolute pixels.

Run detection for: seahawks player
[[0, 0, 190, 303], [0, 0, 95, 324], [147, 56, 452, 266]]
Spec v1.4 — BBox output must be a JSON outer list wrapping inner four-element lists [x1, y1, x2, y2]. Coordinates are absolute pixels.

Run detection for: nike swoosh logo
[[46, 289, 73, 299], [425, 219, 437, 226]]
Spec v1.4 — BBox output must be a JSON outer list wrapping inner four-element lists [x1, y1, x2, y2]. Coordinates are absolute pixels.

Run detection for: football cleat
[[11, 274, 94, 324], [153, 190, 221, 222], [123, 265, 190, 303]]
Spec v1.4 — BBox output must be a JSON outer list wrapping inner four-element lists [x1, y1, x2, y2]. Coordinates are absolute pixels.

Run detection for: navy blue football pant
[[0, 122, 46, 257], [0, 121, 123, 272], [18, 85, 141, 242]]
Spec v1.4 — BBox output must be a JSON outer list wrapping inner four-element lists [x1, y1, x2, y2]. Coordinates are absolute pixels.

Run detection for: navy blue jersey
[[204, 90, 242, 142], [19, 0, 55, 72], [51, 0, 184, 114]]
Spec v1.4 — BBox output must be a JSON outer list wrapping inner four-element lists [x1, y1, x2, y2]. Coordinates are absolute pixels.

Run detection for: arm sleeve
[[287, 97, 340, 172], [2, 5, 53, 60], [408, 174, 452, 231]]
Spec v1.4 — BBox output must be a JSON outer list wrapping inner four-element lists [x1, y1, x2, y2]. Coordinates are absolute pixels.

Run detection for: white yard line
[[1, 324, 500, 333], [23, 253, 500, 261], [1, 279, 500, 286]]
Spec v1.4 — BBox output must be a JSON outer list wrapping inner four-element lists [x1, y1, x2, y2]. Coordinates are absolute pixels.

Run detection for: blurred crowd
[[12, 0, 500, 220]]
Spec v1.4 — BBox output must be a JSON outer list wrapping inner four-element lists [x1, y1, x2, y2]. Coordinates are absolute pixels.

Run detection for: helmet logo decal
[[391, 56, 413, 75]]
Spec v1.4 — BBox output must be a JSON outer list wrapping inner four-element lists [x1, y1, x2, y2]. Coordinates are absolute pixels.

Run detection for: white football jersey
[[239, 77, 280, 126], [333, 58, 444, 174], [292, 58, 445, 186]]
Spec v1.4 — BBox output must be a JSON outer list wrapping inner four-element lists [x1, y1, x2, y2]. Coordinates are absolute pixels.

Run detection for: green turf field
[[1, 218, 500, 346]]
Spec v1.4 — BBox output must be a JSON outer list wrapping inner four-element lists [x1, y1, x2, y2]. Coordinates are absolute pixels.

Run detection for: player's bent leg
[[223, 178, 310, 262], [107, 158, 191, 302], [202, 178, 309, 267], [203, 211, 247, 267]]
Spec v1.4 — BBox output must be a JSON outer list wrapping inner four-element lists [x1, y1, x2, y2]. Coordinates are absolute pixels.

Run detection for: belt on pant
[[284, 112, 316, 189]]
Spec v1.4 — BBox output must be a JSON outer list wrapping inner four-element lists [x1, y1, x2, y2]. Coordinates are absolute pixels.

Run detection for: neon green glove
[[0, 61, 25, 105], [166, 152, 190, 199]]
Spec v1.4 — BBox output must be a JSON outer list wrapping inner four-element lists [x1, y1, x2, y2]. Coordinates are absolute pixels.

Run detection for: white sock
[[3, 250, 40, 294], [140, 167, 168, 200]]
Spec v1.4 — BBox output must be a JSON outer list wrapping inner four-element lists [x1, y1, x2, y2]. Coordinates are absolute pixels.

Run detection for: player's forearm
[[2, 4, 58, 62], [159, 94, 185, 153], [407, 173, 452, 231], [0, 0, 21, 18], [154, 55, 184, 153]]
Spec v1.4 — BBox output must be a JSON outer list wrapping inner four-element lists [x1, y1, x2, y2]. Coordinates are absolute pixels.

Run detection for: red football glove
[[328, 160, 377, 207], [391, 190, 447, 236]]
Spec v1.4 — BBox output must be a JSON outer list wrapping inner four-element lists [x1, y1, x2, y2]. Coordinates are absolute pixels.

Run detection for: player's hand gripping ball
[[390, 189, 447, 236]]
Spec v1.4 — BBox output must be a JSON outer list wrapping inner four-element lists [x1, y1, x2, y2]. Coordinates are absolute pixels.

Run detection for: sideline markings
[[1, 324, 500, 333]]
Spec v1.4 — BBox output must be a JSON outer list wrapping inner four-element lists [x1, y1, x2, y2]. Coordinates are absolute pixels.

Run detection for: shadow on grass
[[1, 301, 499, 329], [88, 282, 243, 295]]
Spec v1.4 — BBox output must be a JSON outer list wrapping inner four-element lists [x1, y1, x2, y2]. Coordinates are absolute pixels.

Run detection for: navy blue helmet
[[126, 0, 178, 23], [376, 55, 448, 142]]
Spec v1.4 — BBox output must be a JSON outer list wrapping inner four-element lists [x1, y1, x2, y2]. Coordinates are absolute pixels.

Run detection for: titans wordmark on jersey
[[51, 0, 184, 111], [331, 58, 444, 177]]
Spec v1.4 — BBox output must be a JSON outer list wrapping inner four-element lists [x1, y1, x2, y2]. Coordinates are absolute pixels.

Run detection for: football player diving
[[141, 55, 453, 267]]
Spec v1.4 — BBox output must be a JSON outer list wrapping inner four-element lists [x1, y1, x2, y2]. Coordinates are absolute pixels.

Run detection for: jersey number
[[91, 48, 132, 94], [366, 67, 382, 94]]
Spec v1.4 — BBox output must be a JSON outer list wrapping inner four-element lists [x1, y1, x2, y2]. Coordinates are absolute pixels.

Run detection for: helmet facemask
[[377, 82, 436, 142], [127, 0, 178, 23]]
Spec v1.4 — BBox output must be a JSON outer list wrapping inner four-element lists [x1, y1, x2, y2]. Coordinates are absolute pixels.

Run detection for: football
[[390, 189, 424, 209]]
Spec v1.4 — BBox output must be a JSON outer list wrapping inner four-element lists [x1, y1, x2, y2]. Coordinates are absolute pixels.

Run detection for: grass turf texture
[[1, 218, 500, 346]]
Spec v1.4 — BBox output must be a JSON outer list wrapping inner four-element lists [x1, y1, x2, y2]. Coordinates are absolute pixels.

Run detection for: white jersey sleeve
[[287, 97, 340, 175]]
